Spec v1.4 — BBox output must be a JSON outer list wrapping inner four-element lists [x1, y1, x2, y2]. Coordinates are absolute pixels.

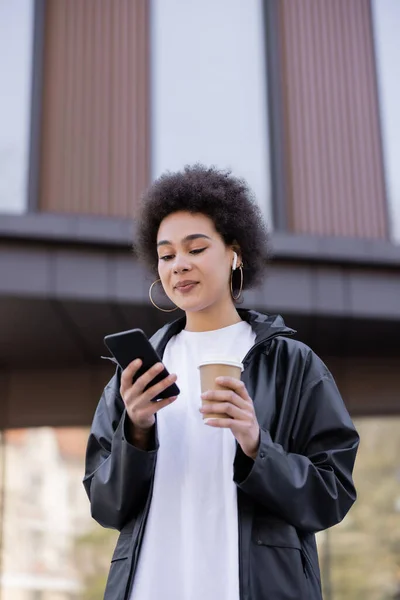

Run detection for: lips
[[174, 280, 199, 290]]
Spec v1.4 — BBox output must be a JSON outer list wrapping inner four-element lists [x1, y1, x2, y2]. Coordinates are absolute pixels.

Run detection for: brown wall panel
[[326, 357, 400, 415], [38, 0, 149, 217], [279, 0, 388, 239], [2, 367, 111, 429]]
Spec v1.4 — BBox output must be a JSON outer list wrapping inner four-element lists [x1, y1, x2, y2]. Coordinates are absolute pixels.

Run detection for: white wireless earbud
[[232, 252, 238, 271]]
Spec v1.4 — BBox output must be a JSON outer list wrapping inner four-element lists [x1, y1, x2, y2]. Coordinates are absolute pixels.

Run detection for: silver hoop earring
[[149, 280, 179, 313], [230, 265, 244, 301]]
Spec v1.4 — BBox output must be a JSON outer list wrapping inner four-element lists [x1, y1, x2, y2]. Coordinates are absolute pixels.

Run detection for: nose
[[172, 253, 191, 274]]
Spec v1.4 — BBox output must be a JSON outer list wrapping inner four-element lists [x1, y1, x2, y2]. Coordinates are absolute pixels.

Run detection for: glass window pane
[[372, 0, 400, 244], [151, 0, 272, 223], [0, 0, 35, 214]]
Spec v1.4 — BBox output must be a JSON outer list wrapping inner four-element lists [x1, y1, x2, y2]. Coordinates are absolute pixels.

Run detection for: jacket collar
[[150, 309, 295, 357]]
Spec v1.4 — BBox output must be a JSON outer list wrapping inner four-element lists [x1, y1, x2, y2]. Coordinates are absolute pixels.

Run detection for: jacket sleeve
[[233, 355, 359, 533], [82, 370, 158, 531]]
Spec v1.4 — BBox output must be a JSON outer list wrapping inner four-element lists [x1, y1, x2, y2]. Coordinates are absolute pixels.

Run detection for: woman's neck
[[184, 303, 242, 332]]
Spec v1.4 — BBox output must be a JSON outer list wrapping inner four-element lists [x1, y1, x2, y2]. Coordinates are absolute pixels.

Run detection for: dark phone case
[[103, 328, 180, 401]]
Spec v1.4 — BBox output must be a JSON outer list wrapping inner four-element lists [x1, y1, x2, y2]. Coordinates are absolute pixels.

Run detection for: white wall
[[151, 0, 272, 224], [372, 0, 400, 244], [0, 0, 34, 214]]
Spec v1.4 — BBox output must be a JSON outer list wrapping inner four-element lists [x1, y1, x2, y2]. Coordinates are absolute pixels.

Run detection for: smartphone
[[104, 328, 180, 401]]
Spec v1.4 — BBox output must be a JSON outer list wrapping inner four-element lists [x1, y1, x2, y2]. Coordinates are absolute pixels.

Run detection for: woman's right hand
[[120, 359, 178, 434]]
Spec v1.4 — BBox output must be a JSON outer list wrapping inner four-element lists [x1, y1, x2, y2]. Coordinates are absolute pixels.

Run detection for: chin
[[170, 289, 200, 311], [176, 300, 201, 313], [179, 298, 213, 314]]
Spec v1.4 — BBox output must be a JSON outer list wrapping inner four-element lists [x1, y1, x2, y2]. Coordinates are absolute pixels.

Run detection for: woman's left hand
[[200, 377, 260, 459]]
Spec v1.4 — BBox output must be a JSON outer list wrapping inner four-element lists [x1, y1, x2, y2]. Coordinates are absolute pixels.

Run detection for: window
[[0, 0, 35, 214], [372, 0, 400, 244], [151, 0, 272, 223]]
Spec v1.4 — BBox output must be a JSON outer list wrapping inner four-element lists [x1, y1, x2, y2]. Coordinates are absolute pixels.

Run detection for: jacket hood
[[150, 309, 295, 357]]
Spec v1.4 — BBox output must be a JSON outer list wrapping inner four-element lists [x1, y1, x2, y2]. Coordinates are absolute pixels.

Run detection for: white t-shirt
[[129, 320, 256, 600]]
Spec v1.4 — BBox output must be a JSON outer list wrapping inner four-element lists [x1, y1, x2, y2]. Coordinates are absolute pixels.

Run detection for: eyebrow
[[157, 234, 212, 248]]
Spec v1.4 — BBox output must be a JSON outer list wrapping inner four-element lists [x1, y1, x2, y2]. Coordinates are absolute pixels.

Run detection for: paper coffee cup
[[198, 357, 243, 420]]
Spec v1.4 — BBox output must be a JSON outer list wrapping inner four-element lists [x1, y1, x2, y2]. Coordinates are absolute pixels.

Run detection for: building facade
[[0, 1, 399, 598]]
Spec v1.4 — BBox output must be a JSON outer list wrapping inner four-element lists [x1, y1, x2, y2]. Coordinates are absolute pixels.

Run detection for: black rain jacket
[[83, 310, 359, 600]]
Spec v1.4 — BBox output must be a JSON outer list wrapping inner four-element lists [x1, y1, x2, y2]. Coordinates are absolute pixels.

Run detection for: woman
[[83, 165, 359, 600]]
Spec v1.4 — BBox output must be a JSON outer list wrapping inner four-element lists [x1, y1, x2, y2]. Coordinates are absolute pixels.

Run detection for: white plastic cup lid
[[198, 357, 244, 371]]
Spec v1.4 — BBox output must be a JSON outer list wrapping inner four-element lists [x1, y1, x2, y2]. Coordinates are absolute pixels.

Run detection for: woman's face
[[156, 211, 238, 313]]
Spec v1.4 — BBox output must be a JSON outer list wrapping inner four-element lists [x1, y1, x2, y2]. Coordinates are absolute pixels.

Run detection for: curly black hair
[[136, 165, 271, 290]]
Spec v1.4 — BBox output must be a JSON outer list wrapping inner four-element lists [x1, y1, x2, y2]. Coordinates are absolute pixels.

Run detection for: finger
[[130, 395, 178, 426], [152, 395, 178, 411], [140, 373, 178, 404], [200, 402, 250, 420], [214, 377, 252, 402], [120, 359, 143, 395], [201, 389, 248, 410], [203, 417, 234, 428], [133, 362, 166, 394], [205, 417, 252, 429]]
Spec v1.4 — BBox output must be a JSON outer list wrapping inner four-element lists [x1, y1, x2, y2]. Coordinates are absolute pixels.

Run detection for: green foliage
[[319, 418, 400, 600], [74, 525, 119, 600]]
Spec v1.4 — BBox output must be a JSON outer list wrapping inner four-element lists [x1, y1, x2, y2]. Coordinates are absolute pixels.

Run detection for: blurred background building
[[0, 0, 399, 598]]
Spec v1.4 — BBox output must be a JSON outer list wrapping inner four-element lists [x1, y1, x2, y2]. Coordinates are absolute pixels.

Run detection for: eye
[[159, 254, 174, 262], [190, 248, 206, 255]]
